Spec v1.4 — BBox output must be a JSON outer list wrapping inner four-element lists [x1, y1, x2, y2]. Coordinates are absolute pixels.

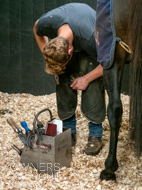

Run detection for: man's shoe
[[71, 133, 76, 147], [83, 136, 103, 156]]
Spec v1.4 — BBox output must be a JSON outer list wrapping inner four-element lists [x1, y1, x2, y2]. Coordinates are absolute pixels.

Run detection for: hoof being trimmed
[[100, 170, 116, 181]]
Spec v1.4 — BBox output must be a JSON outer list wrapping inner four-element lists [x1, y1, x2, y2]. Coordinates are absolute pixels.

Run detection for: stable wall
[[0, 0, 129, 95]]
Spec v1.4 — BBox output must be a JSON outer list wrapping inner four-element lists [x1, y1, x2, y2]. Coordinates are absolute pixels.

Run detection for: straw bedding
[[0, 91, 142, 190]]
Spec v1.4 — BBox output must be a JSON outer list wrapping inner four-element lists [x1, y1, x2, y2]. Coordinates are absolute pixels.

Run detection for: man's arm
[[33, 20, 48, 52], [70, 64, 103, 90]]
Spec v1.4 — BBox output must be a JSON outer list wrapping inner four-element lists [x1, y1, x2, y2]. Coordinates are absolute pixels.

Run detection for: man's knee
[[56, 75, 77, 120], [79, 54, 106, 123]]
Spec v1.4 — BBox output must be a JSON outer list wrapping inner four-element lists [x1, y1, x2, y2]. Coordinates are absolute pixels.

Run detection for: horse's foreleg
[[100, 62, 124, 181]]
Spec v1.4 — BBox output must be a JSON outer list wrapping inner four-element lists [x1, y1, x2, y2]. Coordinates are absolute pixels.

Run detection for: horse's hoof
[[100, 170, 116, 181]]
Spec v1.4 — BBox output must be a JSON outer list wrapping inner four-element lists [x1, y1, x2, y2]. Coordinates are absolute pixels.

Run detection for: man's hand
[[70, 76, 90, 90], [70, 64, 103, 91]]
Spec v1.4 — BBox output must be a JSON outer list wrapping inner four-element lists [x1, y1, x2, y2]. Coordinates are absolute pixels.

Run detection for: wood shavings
[[0, 91, 142, 189]]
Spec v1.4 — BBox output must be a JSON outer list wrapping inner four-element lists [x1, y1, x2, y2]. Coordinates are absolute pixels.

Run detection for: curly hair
[[42, 36, 70, 75]]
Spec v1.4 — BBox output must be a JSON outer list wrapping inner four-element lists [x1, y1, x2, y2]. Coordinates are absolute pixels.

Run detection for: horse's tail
[[129, 0, 142, 157]]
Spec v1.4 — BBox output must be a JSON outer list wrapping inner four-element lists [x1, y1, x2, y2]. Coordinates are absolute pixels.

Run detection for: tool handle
[[10, 118, 19, 129], [21, 121, 30, 132], [7, 118, 18, 131], [11, 144, 22, 156], [33, 108, 53, 134], [7, 118, 22, 133]]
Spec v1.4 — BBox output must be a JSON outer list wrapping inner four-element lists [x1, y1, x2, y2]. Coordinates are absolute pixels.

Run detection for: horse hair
[[129, 0, 142, 157]]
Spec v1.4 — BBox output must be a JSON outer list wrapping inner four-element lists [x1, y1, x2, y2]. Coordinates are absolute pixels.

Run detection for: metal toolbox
[[20, 128, 72, 175], [7, 108, 72, 175]]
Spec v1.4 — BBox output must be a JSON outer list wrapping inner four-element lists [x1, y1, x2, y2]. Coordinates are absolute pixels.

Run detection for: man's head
[[43, 36, 71, 75]]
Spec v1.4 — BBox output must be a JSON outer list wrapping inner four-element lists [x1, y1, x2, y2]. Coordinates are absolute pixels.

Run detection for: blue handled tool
[[7, 118, 34, 148], [21, 121, 35, 148], [21, 121, 30, 132]]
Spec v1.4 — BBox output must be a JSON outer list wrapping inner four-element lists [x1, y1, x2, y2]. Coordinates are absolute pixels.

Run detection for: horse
[[100, 0, 142, 180]]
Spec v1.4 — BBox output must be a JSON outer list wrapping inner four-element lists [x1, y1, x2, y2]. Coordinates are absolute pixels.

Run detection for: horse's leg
[[100, 46, 128, 180]]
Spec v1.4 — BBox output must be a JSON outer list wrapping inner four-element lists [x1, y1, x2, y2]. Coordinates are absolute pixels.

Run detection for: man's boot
[[83, 136, 103, 156]]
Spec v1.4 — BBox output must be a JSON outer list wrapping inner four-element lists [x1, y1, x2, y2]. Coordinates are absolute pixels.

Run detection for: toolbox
[[20, 128, 72, 175], [7, 108, 72, 175]]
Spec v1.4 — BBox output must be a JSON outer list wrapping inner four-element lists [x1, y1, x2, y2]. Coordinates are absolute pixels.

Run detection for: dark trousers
[[56, 52, 106, 136]]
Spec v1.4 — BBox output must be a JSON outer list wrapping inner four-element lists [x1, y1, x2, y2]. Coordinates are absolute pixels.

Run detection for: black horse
[[100, 0, 142, 180]]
